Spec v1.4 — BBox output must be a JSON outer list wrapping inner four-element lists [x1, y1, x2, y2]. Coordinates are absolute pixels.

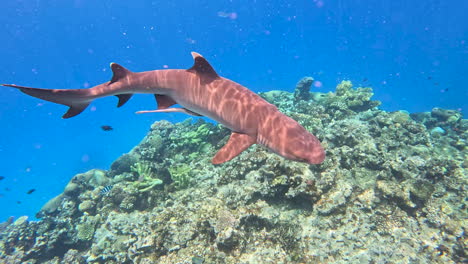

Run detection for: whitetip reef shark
[[3, 52, 325, 165]]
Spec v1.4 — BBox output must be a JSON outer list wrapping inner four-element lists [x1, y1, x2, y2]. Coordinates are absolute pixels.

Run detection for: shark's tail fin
[[2, 84, 91, 118], [2, 62, 134, 119]]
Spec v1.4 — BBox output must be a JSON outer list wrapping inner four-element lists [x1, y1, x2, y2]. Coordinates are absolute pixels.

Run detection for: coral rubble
[[0, 80, 466, 263]]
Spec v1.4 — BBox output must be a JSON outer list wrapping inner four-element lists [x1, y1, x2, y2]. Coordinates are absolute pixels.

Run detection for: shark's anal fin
[[155, 94, 176, 109], [136, 108, 202, 116], [212, 132, 256, 164], [115, 94, 133, 107], [187, 52, 220, 84]]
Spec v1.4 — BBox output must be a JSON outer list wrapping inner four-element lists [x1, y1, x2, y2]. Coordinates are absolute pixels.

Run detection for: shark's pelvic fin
[[212, 132, 256, 164], [136, 108, 202, 116], [187, 52, 220, 84], [155, 94, 177, 109], [110, 63, 132, 84]]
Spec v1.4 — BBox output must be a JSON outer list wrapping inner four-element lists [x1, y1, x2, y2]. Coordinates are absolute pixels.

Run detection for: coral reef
[[0, 80, 466, 263]]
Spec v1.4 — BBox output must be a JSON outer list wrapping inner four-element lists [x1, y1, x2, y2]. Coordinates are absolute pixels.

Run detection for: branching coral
[[131, 162, 163, 192], [168, 164, 192, 189]]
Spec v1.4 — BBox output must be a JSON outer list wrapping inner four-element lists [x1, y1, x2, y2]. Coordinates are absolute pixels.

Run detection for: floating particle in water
[[101, 125, 113, 131], [313, 81, 323, 88], [81, 154, 90, 163], [0, 176, 4, 181], [186, 38, 196, 44], [26, 189, 36, 194], [217, 11, 238, 20], [313, 0, 324, 8], [229, 12, 238, 20], [17, 201, 21, 204]]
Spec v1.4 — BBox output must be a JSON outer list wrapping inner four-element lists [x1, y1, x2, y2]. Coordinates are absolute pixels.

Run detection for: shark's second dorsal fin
[[110, 63, 132, 84], [187, 52, 219, 83]]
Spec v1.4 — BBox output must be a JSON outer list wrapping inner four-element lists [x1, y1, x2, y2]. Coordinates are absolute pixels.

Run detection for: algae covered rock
[[293, 76, 314, 101]]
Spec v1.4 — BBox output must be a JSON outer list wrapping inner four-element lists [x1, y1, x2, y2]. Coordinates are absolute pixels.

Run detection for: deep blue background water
[[0, 0, 466, 221]]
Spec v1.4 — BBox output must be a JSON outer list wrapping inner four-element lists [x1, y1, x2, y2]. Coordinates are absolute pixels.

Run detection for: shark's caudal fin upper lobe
[[2, 63, 133, 118], [2, 84, 91, 118]]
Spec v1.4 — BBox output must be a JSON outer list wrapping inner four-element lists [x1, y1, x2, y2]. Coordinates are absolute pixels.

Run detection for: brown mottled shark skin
[[3, 52, 325, 164]]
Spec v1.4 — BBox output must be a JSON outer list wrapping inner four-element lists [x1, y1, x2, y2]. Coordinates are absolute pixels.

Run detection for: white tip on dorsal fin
[[191, 51, 203, 59], [109, 62, 132, 84]]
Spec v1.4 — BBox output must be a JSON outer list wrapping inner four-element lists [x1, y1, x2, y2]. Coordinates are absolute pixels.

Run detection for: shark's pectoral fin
[[136, 108, 202, 116], [115, 94, 133, 107], [212, 132, 256, 164]]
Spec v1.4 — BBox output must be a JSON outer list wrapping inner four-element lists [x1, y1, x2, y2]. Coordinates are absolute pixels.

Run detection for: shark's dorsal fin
[[187, 52, 219, 83], [110, 63, 132, 84]]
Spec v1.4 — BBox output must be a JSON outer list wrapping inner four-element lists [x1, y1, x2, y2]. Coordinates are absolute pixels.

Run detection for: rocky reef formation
[[0, 80, 466, 263]]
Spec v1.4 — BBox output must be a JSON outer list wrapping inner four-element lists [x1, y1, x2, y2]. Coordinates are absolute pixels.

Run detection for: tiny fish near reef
[[3, 52, 325, 164]]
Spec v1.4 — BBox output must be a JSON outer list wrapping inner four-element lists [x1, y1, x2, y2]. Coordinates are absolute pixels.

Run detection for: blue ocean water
[[0, 0, 466, 221]]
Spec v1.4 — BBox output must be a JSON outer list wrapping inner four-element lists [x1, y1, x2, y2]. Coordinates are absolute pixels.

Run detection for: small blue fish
[[100, 185, 113, 196]]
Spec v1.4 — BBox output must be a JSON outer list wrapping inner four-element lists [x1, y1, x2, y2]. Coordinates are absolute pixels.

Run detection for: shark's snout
[[285, 134, 325, 164], [302, 144, 326, 164], [258, 115, 326, 165]]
